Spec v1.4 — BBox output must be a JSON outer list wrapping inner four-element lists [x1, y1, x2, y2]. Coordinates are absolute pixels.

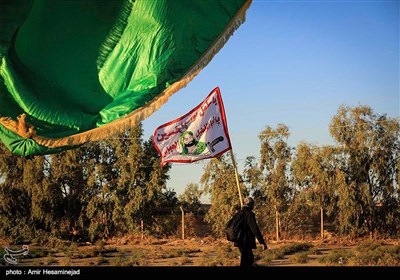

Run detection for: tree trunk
[[180, 206, 185, 240], [141, 219, 144, 240], [275, 206, 279, 241], [320, 207, 324, 240]]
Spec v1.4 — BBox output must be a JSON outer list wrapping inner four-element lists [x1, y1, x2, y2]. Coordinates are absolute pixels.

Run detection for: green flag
[[0, 0, 251, 156]]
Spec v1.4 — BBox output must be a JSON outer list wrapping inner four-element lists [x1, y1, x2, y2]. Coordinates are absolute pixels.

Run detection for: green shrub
[[291, 252, 309, 264], [319, 249, 354, 265]]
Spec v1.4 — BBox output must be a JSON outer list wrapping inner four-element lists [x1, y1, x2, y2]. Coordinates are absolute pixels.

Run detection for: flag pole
[[229, 149, 243, 208]]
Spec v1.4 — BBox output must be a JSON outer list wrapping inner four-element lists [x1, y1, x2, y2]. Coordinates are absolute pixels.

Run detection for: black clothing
[[234, 206, 266, 267], [239, 244, 254, 267]]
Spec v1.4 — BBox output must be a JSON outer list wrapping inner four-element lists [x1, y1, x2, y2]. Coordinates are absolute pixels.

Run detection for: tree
[[0, 122, 176, 242], [201, 154, 246, 237], [243, 156, 263, 198], [111, 124, 146, 233], [292, 142, 339, 239], [112, 124, 172, 236], [258, 124, 292, 241], [47, 147, 92, 239], [0, 145, 34, 241], [330, 105, 400, 237], [139, 136, 174, 236], [178, 183, 203, 214], [84, 139, 119, 241]]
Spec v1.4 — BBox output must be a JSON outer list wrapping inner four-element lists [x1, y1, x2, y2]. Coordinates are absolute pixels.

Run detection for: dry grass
[[2, 237, 399, 267]]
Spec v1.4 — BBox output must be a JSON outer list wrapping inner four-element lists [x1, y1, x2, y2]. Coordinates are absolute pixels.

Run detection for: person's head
[[243, 196, 254, 210], [181, 131, 196, 147]]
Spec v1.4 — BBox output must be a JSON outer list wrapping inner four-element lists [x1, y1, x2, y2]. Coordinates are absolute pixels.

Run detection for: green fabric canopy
[[0, 0, 250, 156]]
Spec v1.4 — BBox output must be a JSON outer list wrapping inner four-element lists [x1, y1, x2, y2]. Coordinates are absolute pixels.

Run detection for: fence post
[[180, 206, 185, 240]]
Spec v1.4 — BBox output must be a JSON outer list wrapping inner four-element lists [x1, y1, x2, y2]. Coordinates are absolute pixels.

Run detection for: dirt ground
[[2, 236, 398, 267]]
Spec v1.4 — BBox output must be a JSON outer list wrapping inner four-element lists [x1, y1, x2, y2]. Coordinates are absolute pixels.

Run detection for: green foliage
[[258, 124, 292, 211], [256, 124, 292, 239], [179, 183, 203, 214], [291, 251, 309, 263], [111, 125, 175, 236], [292, 143, 338, 215], [0, 146, 42, 240], [0, 122, 175, 242], [354, 241, 400, 265], [243, 156, 263, 195], [280, 192, 316, 238], [201, 155, 246, 237], [319, 243, 400, 266], [258, 242, 313, 264], [319, 248, 355, 265], [28, 247, 50, 258], [330, 105, 400, 236], [0, 104, 398, 241], [278, 242, 313, 255]]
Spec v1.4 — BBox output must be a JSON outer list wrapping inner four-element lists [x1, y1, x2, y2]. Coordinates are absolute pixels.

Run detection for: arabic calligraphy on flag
[[152, 87, 232, 165]]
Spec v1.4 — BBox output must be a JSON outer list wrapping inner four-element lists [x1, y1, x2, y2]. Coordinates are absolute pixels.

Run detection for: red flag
[[152, 87, 232, 166]]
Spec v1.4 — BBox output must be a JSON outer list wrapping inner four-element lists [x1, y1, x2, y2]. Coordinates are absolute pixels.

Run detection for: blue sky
[[142, 0, 399, 202]]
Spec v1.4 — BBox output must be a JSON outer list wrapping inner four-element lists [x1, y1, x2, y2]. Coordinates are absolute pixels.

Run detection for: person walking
[[234, 196, 268, 267]]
